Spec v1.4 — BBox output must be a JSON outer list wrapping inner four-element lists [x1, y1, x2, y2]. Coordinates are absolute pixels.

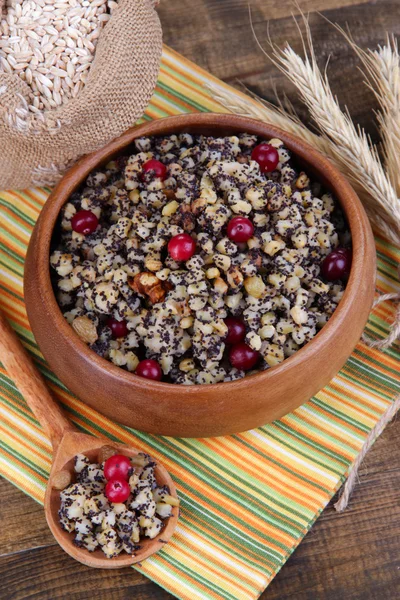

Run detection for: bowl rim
[[32, 112, 373, 396]]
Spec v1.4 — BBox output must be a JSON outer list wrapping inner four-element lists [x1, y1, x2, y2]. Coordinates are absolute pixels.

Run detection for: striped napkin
[[0, 46, 399, 600]]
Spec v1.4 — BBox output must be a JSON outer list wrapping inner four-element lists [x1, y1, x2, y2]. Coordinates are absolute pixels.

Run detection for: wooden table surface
[[1, 0, 399, 598]]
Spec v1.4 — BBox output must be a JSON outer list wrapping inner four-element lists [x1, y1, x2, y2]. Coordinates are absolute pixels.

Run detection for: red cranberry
[[321, 248, 352, 281], [106, 317, 128, 338], [336, 248, 352, 257], [168, 233, 196, 261], [136, 359, 162, 381], [227, 217, 254, 243], [251, 143, 279, 173], [229, 342, 260, 371], [141, 159, 167, 181], [105, 477, 130, 503], [104, 454, 131, 481], [71, 210, 98, 235], [224, 317, 246, 345]]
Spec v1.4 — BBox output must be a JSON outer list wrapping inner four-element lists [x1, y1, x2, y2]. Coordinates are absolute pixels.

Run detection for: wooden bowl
[[24, 113, 376, 437]]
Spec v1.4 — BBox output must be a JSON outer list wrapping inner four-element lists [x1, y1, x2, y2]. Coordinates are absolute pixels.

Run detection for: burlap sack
[[0, 0, 162, 189]]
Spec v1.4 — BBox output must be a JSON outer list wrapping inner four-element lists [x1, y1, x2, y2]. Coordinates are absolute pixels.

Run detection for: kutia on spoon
[[0, 310, 179, 569]]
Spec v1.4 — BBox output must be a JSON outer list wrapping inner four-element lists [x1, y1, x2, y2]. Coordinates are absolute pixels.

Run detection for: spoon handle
[[0, 310, 75, 449]]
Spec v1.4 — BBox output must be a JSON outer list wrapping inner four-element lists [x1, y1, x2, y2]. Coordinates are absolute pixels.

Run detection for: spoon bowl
[[0, 311, 179, 568], [46, 431, 179, 568]]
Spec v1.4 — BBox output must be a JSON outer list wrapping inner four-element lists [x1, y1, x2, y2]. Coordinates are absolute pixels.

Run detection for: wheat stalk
[[207, 14, 400, 245], [336, 29, 400, 199], [372, 43, 400, 198], [267, 20, 400, 243], [205, 80, 335, 155]]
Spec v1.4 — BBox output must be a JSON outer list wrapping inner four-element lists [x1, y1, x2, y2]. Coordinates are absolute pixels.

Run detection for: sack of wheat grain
[[0, 0, 162, 189]]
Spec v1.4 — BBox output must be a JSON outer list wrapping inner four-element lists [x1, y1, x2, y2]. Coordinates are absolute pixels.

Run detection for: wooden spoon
[[0, 311, 179, 568]]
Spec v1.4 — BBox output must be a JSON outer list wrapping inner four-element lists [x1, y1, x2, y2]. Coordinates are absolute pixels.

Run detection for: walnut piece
[[129, 271, 171, 304], [191, 197, 207, 215], [295, 172, 310, 189], [145, 256, 163, 272], [72, 315, 98, 344], [227, 266, 244, 289], [181, 212, 196, 232], [130, 271, 159, 294], [164, 188, 176, 200]]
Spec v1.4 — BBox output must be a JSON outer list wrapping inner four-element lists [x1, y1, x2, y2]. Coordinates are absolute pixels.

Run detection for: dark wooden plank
[[0, 543, 173, 600], [0, 483, 53, 555], [0, 483, 172, 599], [158, 0, 400, 141]]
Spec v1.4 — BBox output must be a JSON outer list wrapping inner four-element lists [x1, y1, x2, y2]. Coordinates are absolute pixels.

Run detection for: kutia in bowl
[[49, 128, 352, 382], [24, 113, 376, 437]]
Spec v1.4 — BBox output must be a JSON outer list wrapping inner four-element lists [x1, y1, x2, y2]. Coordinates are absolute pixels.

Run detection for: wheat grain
[[337, 30, 400, 201], [205, 80, 335, 158], [0, 0, 119, 127]]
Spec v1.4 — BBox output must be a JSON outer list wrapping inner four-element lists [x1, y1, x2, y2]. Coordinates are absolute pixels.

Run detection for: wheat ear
[[207, 8, 400, 244], [335, 29, 400, 201], [261, 15, 400, 244], [205, 80, 333, 152]]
